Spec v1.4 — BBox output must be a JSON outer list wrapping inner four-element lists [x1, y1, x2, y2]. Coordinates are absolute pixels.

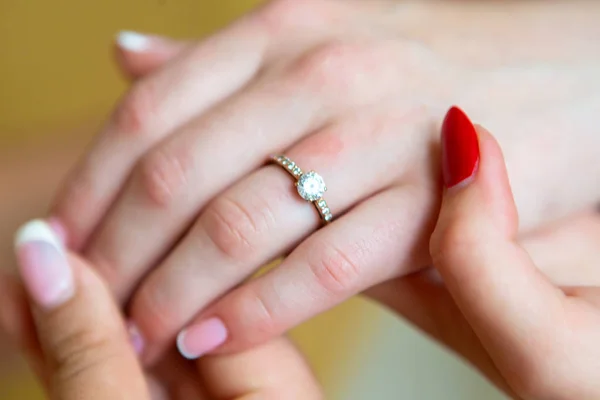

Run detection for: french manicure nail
[[47, 217, 68, 247], [441, 106, 480, 188], [116, 30, 152, 52], [177, 318, 228, 360], [14, 220, 74, 309]]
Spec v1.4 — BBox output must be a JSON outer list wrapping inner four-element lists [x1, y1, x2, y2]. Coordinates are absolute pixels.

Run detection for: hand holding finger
[[8, 219, 321, 400], [429, 107, 600, 399], [14, 220, 149, 400]]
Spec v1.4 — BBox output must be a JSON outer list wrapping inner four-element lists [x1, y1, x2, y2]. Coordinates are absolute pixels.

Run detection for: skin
[[400, 125, 600, 399], [0, 250, 321, 400], [47, 0, 600, 366], [5, 117, 600, 400]]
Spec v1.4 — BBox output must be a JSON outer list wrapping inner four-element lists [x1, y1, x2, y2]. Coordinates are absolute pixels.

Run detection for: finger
[[198, 336, 321, 400], [174, 184, 438, 358], [14, 220, 148, 400], [85, 41, 405, 303], [563, 286, 600, 309], [521, 208, 600, 286], [51, 17, 269, 250], [114, 31, 190, 79], [429, 107, 567, 382], [367, 206, 600, 397], [365, 270, 518, 397], [367, 207, 600, 393], [128, 107, 438, 361]]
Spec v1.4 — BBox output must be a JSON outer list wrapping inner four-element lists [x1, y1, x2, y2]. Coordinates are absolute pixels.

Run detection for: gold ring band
[[271, 155, 333, 224]]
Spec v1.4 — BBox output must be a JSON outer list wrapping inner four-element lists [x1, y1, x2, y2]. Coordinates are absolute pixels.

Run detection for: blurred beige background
[[0, 1, 506, 398]]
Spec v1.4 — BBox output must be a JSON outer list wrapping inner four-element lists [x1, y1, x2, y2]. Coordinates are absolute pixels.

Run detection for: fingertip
[[14, 219, 62, 250], [176, 330, 197, 360], [113, 30, 189, 79], [176, 318, 228, 360], [441, 106, 480, 189], [438, 107, 518, 238], [116, 30, 153, 53], [14, 219, 75, 310]]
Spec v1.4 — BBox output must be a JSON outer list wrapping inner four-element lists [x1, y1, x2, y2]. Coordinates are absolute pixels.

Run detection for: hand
[[50, 0, 600, 363], [1, 220, 321, 399], [373, 108, 600, 399]]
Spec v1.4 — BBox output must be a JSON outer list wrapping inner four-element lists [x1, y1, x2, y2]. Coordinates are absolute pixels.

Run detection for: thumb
[[430, 107, 565, 376], [114, 31, 189, 79], [14, 220, 148, 400]]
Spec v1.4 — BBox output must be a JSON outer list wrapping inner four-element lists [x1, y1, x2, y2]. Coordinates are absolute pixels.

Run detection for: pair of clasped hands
[[4, 1, 600, 399]]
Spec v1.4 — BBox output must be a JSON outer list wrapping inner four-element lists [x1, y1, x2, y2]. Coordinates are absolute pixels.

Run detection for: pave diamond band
[[271, 155, 333, 224]]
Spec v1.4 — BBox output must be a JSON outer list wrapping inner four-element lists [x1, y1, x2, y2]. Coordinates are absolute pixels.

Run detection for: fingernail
[[127, 321, 145, 355], [441, 106, 480, 188], [14, 220, 74, 309], [176, 318, 228, 360], [47, 217, 68, 247], [116, 30, 153, 52]]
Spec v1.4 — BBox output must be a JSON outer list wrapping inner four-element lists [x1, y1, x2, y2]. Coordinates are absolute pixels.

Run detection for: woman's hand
[[373, 108, 600, 399], [49, 0, 600, 363], [1, 220, 321, 399]]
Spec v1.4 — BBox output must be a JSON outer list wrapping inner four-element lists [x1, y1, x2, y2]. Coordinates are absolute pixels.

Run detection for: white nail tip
[[176, 330, 197, 360], [116, 30, 151, 52], [14, 220, 62, 250]]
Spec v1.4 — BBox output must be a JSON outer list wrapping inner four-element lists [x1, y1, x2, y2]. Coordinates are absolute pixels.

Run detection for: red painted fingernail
[[441, 106, 480, 188]]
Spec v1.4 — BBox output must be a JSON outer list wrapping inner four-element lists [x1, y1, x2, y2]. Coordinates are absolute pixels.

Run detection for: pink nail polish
[[14, 220, 74, 309], [127, 321, 145, 355], [177, 318, 228, 360]]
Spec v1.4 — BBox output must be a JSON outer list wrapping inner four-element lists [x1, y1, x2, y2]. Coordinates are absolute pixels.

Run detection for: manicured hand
[[50, 0, 600, 363], [372, 108, 600, 399], [1, 220, 321, 399]]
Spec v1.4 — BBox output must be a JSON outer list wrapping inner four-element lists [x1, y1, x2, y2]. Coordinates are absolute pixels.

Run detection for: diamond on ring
[[271, 155, 333, 224], [296, 171, 327, 202]]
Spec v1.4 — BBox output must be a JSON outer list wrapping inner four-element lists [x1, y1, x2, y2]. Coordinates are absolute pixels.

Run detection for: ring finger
[[128, 105, 439, 363], [84, 40, 407, 302]]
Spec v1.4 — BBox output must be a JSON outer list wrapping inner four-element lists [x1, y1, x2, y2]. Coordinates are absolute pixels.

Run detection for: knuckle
[[201, 196, 262, 261], [137, 147, 190, 208], [292, 42, 359, 88], [308, 240, 363, 296], [245, 289, 278, 338], [258, 0, 315, 32], [113, 81, 158, 135], [130, 285, 174, 344], [430, 214, 479, 268], [287, 42, 377, 100], [50, 326, 122, 384]]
